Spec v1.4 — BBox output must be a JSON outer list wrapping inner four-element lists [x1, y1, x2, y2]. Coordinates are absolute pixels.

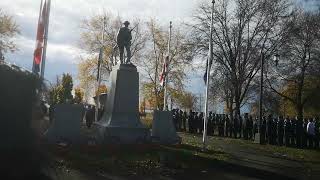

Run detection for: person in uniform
[[188, 110, 193, 133], [183, 111, 187, 132], [277, 116, 284, 146], [295, 116, 303, 148], [261, 116, 267, 144], [225, 114, 230, 137], [284, 116, 291, 146], [314, 117, 320, 149], [234, 115, 239, 138], [272, 116, 278, 145], [117, 21, 132, 64], [239, 115, 243, 138], [302, 118, 308, 148], [266, 114, 273, 144], [248, 115, 254, 140], [290, 118, 296, 147]]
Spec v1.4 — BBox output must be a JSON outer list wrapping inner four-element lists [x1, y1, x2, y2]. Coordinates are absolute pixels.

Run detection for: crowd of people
[[172, 109, 320, 149]]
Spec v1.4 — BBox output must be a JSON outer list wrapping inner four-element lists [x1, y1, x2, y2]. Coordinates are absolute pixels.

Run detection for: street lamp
[[274, 53, 280, 66], [257, 53, 280, 144]]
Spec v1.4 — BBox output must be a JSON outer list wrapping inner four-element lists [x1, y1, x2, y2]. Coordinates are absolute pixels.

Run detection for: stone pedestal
[[45, 104, 84, 144], [95, 64, 150, 144], [152, 110, 181, 144]]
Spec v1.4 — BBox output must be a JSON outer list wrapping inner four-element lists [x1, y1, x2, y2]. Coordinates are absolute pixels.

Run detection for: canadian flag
[[33, 0, 49, 74], [159, 56, 169, 87]]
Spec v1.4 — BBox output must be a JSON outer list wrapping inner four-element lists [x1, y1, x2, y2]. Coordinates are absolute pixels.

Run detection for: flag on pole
[[203, 57, 213, 85], [160, 56, 169, 87], [33, 0, 49, 74]]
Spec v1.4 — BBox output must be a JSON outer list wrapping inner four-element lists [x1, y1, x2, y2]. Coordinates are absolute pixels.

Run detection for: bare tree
[[189, 0, 291, 118], [267, 9, 320, 119]]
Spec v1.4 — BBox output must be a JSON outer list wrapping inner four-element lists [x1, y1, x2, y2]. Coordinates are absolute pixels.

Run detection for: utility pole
[[259, 53, 265, 144], [163, 21, 172, 111], [202, 0, 215, 151]]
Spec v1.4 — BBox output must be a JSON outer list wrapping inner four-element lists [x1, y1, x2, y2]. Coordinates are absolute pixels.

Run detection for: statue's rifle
[[130, 25, 138, 33]]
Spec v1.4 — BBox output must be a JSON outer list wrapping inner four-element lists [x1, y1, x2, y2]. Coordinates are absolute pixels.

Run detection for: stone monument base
[[95, 64, 150, 144], [45, 104, 84, 144], [152, 110, 181, 144], [95, 125, 150, 144]]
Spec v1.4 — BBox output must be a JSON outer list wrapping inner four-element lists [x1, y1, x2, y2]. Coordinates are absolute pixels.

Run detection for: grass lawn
[[48, 130, 320, 179]]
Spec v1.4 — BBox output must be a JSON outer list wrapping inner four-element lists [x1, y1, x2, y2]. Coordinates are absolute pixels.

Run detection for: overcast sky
[[0, 0, 318, 98]]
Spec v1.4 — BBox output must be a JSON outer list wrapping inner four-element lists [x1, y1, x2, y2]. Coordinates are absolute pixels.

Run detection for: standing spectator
[[247, 116, 253, 140], [277, 116, 284, 146], [272, 117, 278, 145], [233, 115, 239, 138], [239, 116, 243, 138], [302, 118, 308, 148], [266, 115, 273, 144], [261, 116, 267, 144], [290, 118, 296, 146], [314, 118, 319, 149], [183, 111, 187, 132], [243, 113, 249, 140], [253, 117, 257, 140], [284, 116, 291, 146], [295, 116, 303, 148], [307, 118, 315, 149]]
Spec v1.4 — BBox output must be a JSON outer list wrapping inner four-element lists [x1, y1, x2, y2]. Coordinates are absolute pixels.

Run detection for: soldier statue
[[117, 21, 132, 64]]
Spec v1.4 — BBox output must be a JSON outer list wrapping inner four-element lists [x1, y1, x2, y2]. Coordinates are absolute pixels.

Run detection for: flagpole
[[163, 21, 172, 111], [202, 0, 215, 151], [95, 16, 106, 122], [40, 0, 51, 79]]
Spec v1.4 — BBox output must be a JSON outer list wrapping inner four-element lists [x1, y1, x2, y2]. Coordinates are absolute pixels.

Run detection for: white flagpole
[[202, 0, 215, 151], [163, 21, 172, 111], [40, 0, 51, 79], [95, 16, 106, 122]]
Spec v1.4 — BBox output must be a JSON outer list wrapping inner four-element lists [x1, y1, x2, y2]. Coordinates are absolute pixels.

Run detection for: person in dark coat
[[183, 111, 187, 132], [290, 118, 296, 146], [272, 117, 278, 145], [314, 117, 320, 149], [261, 116, 267, 144], [188, 110, 193, 133], [239, 115, 243, 138], [234, 115, 239, 138], [248, 116, 254, 140], [295, 116, 303, 148], [302, 118, 308, 148], [266, 115, 273, 144], [225, 115, 230, 137], [284, 116, 291, 146], [277, 116, 284, 146]]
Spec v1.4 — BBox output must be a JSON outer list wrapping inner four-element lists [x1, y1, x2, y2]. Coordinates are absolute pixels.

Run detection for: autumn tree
[[74, 88, 84, 104], [139, 19, 194, 110], [49, 73, 74, 105], [0, 9, 19, 60], [171, 89, 198, 111], [95, 84, 108, 96]]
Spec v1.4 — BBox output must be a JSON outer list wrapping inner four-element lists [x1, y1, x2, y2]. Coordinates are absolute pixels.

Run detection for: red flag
[[33, 0, 48, 73], [159, 56, 169, 87]]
